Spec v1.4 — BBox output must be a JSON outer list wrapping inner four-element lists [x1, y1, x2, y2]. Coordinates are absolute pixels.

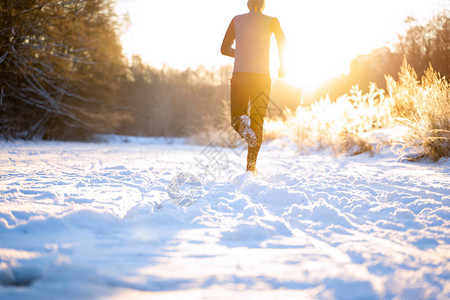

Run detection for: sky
[[116, 0, 445, 91]]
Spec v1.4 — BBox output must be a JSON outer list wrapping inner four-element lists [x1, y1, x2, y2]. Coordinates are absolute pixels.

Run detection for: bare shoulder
[[270, 16, 282, 29], [260, 13, 279, 25], [270, 16, 280, 24]]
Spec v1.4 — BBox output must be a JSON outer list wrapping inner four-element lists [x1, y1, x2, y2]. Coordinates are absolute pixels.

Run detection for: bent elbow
[[221, 43, 235, 58], [221, 45, 228, 56]]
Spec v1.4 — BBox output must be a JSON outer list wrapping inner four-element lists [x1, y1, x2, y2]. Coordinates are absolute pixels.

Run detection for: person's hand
[[278, 64, 286, 79]]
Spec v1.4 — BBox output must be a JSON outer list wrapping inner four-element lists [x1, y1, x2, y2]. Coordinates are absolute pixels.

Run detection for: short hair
[[247, 0, 265, 11]]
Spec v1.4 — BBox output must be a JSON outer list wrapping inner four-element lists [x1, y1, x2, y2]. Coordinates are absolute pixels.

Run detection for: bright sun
[[268, 37, 329, 94], [117, 0, 440, 93]]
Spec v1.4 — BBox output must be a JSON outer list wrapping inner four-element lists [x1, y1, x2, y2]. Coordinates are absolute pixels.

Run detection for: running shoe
[[239, 115, 256, 147]]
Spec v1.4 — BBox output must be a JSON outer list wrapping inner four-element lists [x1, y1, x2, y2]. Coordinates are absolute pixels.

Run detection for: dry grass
[[386, 60, 450, 160], [264, 59, 449, 160], [265, 84, 393, 156]]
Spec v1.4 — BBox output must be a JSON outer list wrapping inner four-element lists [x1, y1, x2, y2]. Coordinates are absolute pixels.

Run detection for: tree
[[397, 12, 449, 79], [0, 0, 128, 139]]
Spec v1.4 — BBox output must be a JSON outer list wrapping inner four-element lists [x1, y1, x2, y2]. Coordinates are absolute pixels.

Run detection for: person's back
[[233, 12, 273, 74]]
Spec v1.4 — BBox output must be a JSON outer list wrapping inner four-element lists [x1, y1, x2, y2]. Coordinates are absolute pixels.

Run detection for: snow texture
[[0, 138, 449, 299]]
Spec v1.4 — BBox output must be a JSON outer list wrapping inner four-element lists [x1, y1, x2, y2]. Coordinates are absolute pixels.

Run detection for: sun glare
[[118, 0, 441, 93], [283, 50, 334, 94]]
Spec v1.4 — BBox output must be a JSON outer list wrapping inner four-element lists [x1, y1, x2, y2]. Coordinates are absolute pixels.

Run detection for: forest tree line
[[0, 1, 448, 140]]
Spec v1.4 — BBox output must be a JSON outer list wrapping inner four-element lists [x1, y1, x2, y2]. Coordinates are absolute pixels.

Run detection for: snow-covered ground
[[0, 138, 449, 299]]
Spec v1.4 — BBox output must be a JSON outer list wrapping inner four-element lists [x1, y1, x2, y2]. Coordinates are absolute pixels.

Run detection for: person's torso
[[233, 12, 273, 74]]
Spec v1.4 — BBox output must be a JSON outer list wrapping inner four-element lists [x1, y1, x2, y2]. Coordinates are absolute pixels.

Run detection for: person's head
[[247, 0, 265, 12]]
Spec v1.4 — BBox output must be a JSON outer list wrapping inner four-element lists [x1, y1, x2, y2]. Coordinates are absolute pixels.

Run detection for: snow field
[[0, 139, 449, 299]]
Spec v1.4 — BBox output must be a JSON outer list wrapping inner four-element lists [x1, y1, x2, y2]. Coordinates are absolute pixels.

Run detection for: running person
[[221, 0, 286, 175]]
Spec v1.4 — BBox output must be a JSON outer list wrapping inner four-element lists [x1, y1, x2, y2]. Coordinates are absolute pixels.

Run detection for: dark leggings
[[230, 72, 271, 171]]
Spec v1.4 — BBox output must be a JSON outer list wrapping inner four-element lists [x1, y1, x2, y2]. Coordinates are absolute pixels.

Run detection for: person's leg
[[247, 74, 271, 173], [230, 73, 250, 135]]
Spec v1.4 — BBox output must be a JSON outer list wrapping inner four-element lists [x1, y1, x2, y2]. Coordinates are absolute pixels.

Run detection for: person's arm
[[221, 18, 236, 58], [272, 17, 286, 78]]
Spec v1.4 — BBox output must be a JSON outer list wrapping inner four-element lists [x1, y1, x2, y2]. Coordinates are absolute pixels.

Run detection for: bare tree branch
[[0, 51, 7, 64]]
